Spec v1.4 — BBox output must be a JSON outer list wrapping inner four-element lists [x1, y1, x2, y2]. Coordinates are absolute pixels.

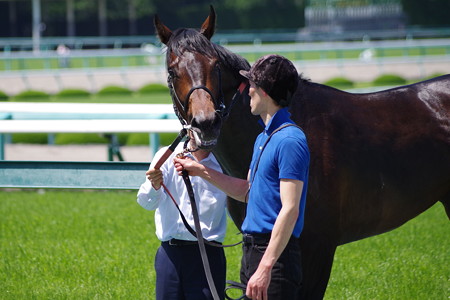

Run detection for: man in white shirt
[[137, 136, 227, 300]]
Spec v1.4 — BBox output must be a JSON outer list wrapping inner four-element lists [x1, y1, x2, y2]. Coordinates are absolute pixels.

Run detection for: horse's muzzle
[[190, 112, 222, 149]]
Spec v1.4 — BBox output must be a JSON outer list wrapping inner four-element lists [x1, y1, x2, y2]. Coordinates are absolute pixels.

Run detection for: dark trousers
[[155, 241, 226, 300], [240, 235, 302, 300]]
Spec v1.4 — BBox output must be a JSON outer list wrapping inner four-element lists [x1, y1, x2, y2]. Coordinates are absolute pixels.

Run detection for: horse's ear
[[154, 14, 172, 45], [200, 5, 216, 40]]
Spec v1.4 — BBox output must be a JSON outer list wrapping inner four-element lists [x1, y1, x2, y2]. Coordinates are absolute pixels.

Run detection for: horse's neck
[[290, 81, 352, 125], [214, 79, 260, 178]]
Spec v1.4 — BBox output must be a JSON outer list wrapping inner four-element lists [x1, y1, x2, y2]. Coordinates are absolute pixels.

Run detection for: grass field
[[1, 190, 448, 299]]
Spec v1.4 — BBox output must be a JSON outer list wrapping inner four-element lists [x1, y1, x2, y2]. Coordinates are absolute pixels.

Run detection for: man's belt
[[242, 233, 272, 245], [165, 239, 222, 246]]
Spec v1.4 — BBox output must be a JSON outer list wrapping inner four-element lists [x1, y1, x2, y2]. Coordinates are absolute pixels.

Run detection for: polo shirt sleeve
[[278, 136, 309, 182]]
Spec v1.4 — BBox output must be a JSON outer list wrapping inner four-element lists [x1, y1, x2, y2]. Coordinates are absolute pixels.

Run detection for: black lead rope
[[155, 129, 241, 300], [156, 81, 249, 300], [181, 169, 220, 300], [225, 280, 247, 300]]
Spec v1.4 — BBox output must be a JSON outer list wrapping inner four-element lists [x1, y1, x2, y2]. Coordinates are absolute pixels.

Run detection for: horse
[[154, 6, 450, 299]]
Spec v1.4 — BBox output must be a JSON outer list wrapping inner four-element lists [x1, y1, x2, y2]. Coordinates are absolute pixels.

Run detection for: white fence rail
[[0, 103, 181, 160]]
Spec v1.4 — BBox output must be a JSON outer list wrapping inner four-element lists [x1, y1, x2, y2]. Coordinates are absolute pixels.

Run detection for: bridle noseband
[[167, 65, 226, 126]]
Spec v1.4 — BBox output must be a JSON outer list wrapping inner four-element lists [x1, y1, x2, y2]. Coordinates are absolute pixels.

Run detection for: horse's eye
[[168, 69, 176, 79]]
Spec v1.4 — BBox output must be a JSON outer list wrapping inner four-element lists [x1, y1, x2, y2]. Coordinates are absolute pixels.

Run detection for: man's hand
[[246, 265, 272, 300], [173, 157, 204, 176], [146, 168, 163, 190]]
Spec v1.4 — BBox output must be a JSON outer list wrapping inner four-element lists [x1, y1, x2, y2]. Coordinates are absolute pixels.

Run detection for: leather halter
[[167, 66, 225, 126], [167, 65, 247, 127]]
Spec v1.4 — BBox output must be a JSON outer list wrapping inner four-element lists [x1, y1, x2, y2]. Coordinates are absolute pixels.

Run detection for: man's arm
[[246, 178, 304, 300], [173, 157, 250, 202]]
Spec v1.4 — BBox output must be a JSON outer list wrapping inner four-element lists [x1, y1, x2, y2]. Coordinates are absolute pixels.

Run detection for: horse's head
[[154, 6, 229, 149]]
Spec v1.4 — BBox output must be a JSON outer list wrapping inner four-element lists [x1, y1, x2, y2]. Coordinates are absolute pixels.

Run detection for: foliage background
[[0, 0, 449, 37]]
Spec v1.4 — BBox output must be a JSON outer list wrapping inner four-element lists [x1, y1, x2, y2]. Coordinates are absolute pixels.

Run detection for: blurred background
[[0, 0, 449, 160], [1, 0, 449, 95], [1, 0, 450, 38]]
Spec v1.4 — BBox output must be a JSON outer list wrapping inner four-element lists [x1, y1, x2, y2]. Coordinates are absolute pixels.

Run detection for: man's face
[[248, 81, 268, 116]]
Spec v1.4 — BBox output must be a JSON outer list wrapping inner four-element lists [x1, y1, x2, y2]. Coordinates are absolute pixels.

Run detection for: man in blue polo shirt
[[174, 54, 309, 300]]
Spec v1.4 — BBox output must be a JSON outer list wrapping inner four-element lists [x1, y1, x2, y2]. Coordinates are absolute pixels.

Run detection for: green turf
[[325, 202, 449, 299], [0, 190, 448, 299]]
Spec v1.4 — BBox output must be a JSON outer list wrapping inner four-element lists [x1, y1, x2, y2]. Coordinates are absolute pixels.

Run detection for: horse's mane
[[166, 28, 250, 75], [213, 43, 250, 74]]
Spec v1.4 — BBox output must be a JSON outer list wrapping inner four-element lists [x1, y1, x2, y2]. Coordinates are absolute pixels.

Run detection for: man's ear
[[261, 88, 269, 97]]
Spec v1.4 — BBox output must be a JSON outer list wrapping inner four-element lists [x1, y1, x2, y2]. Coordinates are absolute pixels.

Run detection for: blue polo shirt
[[242, 108, 309, 238]]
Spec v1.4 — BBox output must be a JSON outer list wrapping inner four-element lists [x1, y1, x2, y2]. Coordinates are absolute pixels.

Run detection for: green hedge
[[12, 133, 48, 144], [138, 83, 169, 94], [0, 90, 9, 101], [125, 133, 178, 146], [97, 86, 133, 96], [125, 133, 149, 145], [372, 74, 407, 86], [324, 77, 354, 89], [14, 90, 50, 101], [54, 133, 109, 145], [56, 88, 91, 98], [8, 133, 178, 146]]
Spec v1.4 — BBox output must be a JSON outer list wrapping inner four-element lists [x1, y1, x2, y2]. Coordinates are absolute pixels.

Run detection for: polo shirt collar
[[258, 107, 291, 135]]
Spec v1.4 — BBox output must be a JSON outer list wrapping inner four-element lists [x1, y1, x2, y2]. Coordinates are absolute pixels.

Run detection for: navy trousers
[[155, 241, 226, 300]]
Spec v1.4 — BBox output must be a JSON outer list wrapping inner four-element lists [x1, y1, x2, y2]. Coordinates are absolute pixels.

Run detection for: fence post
[[0, 113, 11, 160], [0, 134, 4, 160], [150, 133, 159, 158]]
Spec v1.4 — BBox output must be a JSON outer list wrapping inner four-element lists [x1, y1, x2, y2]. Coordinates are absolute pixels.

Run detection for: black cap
[[239, 54, 298, 107]]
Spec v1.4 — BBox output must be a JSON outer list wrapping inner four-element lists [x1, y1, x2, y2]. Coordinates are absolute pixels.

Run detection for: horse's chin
[[192, 130, 218, 150], [198, 140, 217, 150]]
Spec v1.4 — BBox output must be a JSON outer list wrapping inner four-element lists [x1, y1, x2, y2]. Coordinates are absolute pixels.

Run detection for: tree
[[402, 0, 450, 27]]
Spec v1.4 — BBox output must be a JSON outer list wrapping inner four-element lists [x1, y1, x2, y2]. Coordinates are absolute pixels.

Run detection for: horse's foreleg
[[227, 197, 247, 231], [298, 232, 337, 300]]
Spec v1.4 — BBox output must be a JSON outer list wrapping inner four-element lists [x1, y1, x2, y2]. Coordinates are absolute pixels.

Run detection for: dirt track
[[5, 144, 152, 163]]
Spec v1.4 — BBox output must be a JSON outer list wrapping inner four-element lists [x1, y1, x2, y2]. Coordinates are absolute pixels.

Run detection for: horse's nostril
[[190, 117, 199, 129], [192, 115, 218, 130], [190, 114, 221, 140]]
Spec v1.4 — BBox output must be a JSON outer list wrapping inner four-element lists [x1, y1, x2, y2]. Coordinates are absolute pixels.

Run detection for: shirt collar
[[185, 149, 217, 165], [258, 107, 291, 135]]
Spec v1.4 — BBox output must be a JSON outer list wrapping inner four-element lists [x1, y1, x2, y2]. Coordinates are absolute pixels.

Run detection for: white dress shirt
[[137, 143, 227, 242]]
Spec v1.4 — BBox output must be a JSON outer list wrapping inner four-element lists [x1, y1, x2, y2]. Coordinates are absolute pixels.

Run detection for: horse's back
[[369, 74, 450, 144], [292, 75, 450, 245]]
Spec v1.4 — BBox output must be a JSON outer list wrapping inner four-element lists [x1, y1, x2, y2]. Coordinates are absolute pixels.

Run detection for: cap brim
[[239, 70, 251, 80]]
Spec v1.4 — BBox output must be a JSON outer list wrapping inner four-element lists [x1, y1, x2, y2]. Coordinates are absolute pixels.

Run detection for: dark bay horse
[[154, 6, 450, 299]]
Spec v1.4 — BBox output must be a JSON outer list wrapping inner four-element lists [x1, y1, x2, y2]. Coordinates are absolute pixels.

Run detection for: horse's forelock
[[167, 28, 216, 58], [166, 28, 250, 78]]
